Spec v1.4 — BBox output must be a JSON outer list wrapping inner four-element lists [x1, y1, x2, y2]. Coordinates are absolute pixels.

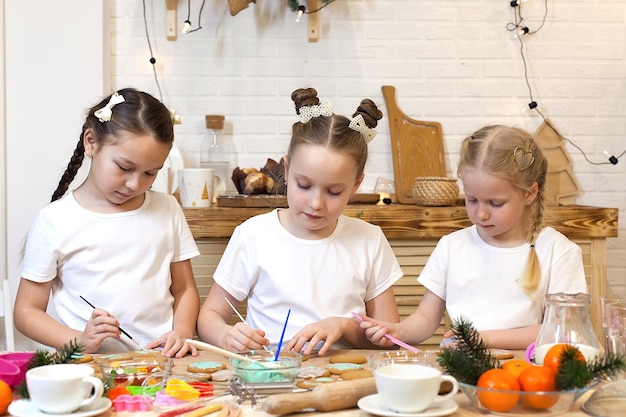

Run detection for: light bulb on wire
[[181, 20, 192, 34], [295, 5, 306, 22], [514, 26, 529, 38], [521, 101, 538, 113]]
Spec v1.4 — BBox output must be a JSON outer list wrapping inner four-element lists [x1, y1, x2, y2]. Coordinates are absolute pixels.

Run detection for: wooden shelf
[[183, 204, 618, 240]]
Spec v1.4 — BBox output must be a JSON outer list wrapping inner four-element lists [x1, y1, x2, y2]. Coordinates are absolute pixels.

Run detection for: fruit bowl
[[229, 351, 301, 386], [459, 381, 594, 416]]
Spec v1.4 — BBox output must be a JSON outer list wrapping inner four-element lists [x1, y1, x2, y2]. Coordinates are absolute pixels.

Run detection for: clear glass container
[[200, 115, 237, 194], [535, 292, 601, 365]]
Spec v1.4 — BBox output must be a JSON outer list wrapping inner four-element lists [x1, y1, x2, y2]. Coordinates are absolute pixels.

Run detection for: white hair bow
[[298, 101, 333, 123], [94, 92, 125, 122], [349, 114, 377, 143]]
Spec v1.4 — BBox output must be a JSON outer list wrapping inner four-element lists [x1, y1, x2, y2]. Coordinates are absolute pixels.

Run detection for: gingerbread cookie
[[69, 353, 93, 364], [329, 354, 367, 364], [297, 366, 331, 379], [296, 377, 337, 389], [339, 369, 373, 380], [187, 360, 226, 373], [210, 369, 236, 382], [327, 363, 363, 375]]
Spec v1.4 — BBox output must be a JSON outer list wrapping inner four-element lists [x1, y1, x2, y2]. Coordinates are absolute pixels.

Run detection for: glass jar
[[534, 292, 600, 365], [200, 115, 237, 194]]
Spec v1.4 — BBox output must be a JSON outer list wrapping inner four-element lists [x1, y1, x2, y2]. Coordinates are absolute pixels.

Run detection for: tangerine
[[518, 365, 559, 409], [502, 358, 532, 378], [0, 380, 12, 414], [543, 343, 585, 375], [476, 368, 521, 412]]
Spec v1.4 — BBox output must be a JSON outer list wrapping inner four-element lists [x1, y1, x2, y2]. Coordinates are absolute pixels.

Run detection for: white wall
[[110, 0, 626, 290], [1, 0, 110, 350]]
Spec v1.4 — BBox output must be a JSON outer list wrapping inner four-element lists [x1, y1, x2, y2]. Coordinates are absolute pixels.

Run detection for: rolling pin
[[263, 377, 376, 415]]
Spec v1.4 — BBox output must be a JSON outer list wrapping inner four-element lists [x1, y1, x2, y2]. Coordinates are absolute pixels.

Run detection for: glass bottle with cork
[[200, 115, 237, 194]]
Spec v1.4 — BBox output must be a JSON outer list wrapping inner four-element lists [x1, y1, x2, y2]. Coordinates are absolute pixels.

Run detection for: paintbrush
[[351, 312, 421, 353], [223, 297, 270, 352], [80, 295, 147, 351], [274, 309, 291, 361]]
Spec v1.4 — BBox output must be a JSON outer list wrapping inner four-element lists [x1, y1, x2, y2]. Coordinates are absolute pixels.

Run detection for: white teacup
[[26, 363, 104, 414], [374, 363, 458, 413]]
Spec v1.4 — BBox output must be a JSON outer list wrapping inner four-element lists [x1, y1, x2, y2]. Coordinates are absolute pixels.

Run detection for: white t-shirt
[[214, 209, 404, 347], [21, 191, 200, 352], [418, 225, 587, 331]]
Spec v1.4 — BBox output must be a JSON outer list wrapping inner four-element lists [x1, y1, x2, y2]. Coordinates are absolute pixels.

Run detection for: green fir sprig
[[437, 316, 500, 384], [556, 347, 626, 390], [15, 339, 86, 399]]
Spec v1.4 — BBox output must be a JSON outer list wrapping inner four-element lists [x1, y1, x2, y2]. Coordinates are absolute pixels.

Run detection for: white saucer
[[9, 397, 112, 417], [357, 394, 458, 417]]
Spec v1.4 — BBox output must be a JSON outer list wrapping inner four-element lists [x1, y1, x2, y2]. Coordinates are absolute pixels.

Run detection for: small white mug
[[26, 363, 104, 414], [374, 363, 458, 413], [178, 168, 218, 208]]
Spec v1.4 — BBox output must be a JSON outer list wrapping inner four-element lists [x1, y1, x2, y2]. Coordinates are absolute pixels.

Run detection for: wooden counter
[[184, 204, 618, 349]]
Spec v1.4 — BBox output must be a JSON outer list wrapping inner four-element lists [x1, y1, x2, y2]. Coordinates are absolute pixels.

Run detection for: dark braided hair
[[288, 87, 382, 178], [51, 88, 174, 202]]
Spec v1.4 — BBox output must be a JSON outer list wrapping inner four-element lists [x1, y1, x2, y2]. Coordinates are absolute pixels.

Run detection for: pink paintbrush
[[351, 312, 421, 353]]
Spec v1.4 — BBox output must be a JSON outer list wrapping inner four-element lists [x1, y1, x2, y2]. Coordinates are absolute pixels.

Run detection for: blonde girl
[[361, 125, 587, 350]]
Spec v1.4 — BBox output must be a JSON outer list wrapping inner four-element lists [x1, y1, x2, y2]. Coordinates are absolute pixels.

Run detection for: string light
[[295, 5, 306, 22], [181, 20, 192, 34], [506, 1, 624, 165]]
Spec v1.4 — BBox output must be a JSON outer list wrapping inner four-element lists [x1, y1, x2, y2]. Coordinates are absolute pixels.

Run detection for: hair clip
[[94, 92, 125, 122], [512, 146, 535, 171], [349, 114, 377, 143], [298, 101, 333, 123]]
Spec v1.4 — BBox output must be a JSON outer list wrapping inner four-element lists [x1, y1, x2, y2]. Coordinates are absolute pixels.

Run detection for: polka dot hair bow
[[349, 114, 377, 143], [298, 101, 333, 123], [94, 92, 125, 122]]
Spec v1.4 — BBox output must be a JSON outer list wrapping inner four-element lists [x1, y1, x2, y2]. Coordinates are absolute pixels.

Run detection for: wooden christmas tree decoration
[[534, 120, 582, 206]]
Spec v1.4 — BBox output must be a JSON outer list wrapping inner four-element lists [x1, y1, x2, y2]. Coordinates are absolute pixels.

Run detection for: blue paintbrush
[[274, 309, 291, 361]]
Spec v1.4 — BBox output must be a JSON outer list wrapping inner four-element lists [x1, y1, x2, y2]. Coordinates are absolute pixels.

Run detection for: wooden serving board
[[382, 85, 447, 204], [216, 193, 380, 208]]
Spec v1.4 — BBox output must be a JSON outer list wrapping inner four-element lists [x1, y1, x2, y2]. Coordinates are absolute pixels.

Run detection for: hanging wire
[[186, 0, 206, 34], [288, 0, 335, 14], [142, 0, 163, 102], [507, 0, 622, 165]]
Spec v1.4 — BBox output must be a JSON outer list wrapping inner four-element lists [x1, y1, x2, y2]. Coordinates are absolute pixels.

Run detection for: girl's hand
[[146, 331, 198, 359], [285, 317, 347, 356], [221, 322, 270, 353], [359, 316, 399, 349], [81, 308, 121, 353]]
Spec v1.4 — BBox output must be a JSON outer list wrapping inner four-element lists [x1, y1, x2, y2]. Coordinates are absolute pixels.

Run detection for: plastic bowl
[[229, 351, 301, 385], [459, 381, 593, 416], [99, 353, 171, 389], [368, 350, 441, 370]]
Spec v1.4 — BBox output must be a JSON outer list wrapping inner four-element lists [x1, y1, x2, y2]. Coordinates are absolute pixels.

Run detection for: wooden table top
[[103, 349, 596, 417]]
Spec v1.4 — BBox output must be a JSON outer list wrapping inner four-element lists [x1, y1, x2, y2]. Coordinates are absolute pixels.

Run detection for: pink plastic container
[[0, 352, 35, 387]]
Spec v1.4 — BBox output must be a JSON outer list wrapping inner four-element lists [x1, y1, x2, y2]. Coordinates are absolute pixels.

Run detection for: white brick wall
[[111, 0, 626, 292]]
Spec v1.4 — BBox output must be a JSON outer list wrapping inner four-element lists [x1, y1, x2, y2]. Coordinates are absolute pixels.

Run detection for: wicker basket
[[412, 177, 459, 206]]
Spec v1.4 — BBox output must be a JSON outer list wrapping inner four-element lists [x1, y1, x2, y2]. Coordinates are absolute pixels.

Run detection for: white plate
[[153, 145, 185, 194], [8, 397, 112, 417], [357, 394, 458, 417]]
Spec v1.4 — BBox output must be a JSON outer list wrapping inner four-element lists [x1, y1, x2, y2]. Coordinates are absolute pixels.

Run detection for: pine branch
[[437, 316, 500, 385]]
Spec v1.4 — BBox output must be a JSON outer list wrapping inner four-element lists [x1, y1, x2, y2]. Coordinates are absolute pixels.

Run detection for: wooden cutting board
[[216, 193, 380, 208], [382, 85, 447, 204]]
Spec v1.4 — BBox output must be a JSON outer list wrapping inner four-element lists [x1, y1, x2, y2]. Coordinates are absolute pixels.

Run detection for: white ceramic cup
[[374, 363, 458, 413], [178, 168, 217, 208], [26, 363, 104, 414]]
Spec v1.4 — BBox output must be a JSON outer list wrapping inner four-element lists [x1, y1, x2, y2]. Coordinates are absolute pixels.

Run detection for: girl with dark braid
[[361, 125, 586, 350], [15, 89, 200, 357], [198, 88, 402, 356]]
